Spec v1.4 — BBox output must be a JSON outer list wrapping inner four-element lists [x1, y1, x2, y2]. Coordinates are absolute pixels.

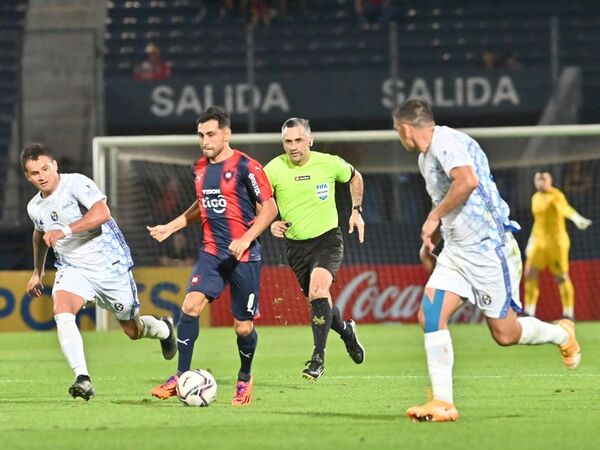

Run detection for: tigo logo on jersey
[[316, 183, 329, 200], [202, 195, 227, 214]]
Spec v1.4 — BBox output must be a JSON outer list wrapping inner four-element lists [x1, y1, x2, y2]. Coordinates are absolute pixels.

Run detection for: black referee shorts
[[285, 227, 344, 297]]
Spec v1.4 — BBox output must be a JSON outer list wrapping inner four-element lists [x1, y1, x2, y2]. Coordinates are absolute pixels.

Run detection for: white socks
[[54, 313, 88, 377], [140, 315, 170, 340], [424, 329, 454, 404], [517, 317, 568, 345]]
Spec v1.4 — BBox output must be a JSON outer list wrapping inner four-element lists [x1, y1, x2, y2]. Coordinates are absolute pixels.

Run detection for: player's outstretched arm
[[28, 230, 48, 297], [557, 192, 592, 230], [229, 198, 278, 260], [348, 169, 365, 243], [147, 200, 201, 242], [569, 212, 592, 230]]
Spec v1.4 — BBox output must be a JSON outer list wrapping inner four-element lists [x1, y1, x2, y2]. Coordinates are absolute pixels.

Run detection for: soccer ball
[[176, 369, 217, 407]]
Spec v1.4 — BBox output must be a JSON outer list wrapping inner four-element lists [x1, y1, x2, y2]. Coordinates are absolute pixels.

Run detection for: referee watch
[[352, 205, 362, 214]]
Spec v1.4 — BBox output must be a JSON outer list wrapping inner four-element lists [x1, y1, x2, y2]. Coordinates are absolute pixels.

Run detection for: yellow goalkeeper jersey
[[531, 186, 576, 240]]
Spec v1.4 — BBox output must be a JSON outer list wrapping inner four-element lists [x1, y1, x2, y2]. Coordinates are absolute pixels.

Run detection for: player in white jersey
[[21, 143, 177, 400], [392, 100, 581, 422]]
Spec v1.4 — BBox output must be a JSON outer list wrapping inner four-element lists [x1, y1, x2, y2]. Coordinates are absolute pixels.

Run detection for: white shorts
[[52, 266, 140, 321], [427, 233, 523, 319]]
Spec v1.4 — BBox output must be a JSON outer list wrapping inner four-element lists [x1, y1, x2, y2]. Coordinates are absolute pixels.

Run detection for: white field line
[[0, 373, 596, 383]]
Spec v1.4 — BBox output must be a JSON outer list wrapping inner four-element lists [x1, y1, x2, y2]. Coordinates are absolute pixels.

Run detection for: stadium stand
[[0, 1, 27, 210], [103, 0, 600, 121]]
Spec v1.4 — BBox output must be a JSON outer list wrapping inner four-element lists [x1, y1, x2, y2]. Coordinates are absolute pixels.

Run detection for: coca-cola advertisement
[[209, 261, 600, 326]]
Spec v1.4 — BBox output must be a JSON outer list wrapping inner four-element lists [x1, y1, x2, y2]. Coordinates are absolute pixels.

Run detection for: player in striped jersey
[[148, 107, 278, 406], [22, 143, 176, 401]]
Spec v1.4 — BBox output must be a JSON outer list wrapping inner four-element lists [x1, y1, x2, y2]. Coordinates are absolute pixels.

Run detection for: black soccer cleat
[[342, 320, 365, 364], [69, 375, 96, 401], [160, 316, 177, 360], [302, 356, 325, 381]]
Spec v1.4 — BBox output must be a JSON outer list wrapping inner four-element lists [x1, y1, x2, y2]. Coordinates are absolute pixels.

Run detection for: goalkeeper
[[524, 170, 592, 321]]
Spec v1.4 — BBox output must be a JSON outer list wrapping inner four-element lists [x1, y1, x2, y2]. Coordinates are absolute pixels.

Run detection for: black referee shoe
[[302, 356, 324, 381], [342, 320, 365, 364]]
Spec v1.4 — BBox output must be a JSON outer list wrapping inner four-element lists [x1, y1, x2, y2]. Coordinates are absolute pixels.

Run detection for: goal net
[[93, 125, 600, 330]]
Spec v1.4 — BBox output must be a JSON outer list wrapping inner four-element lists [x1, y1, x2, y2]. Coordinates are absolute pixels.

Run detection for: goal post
[[92, 124, 600, 330]]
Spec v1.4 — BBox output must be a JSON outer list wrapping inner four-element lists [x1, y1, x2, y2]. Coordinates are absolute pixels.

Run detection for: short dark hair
[[195, 106, 231, 129], [392, 99, 435, 127], [535, 169, 552, 176], [281, 117, 311, 137], [20, 143, 54, 171]]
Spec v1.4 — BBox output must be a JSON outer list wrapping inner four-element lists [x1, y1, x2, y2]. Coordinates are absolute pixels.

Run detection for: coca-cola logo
[[335, 270, 484, 324]]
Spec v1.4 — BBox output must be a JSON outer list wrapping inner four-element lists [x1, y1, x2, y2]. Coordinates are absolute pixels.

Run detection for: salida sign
[[145, 74, 523, 119], [105, 68, 550, 129]]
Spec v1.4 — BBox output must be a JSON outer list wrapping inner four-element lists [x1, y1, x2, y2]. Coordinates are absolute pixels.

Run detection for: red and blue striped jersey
[[193, 149, 273, 262]]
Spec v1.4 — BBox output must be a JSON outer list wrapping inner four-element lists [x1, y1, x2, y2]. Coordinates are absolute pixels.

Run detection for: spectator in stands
[[355, 0, 394, 31], [133, 43, 172, 81], [249, 0, 273, 27], [500, 51, 522, 69], [480, 49, 497, 69]]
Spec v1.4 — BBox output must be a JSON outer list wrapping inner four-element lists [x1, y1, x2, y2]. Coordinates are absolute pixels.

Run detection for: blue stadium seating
[[0, 1, 27, 220], [103, 1, 600, 121]]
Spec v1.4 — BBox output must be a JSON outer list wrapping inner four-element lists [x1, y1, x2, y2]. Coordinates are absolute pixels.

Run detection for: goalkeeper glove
[[571, 212, 592, 230]]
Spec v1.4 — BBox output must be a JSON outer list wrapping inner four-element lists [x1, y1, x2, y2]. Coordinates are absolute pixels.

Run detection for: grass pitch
[[1, 323, 600, 450]]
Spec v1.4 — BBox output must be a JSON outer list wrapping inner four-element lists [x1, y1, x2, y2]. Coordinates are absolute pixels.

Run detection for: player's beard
[[203, 146, 222, 161]]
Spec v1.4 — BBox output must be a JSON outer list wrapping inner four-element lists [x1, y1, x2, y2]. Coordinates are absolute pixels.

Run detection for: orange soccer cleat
[[558, 319, 581, 369], [232, 376, 254, 407], [151, 375, 179, 399], [406, 399, 459, 422]]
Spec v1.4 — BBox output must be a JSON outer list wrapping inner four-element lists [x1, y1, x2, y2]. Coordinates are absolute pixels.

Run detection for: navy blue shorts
[[187, 251, 261, 321]]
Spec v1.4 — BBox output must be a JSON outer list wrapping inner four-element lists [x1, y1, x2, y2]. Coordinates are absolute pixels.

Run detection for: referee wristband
[[60, 225, 73, 237], [352, 205, 362, 214]]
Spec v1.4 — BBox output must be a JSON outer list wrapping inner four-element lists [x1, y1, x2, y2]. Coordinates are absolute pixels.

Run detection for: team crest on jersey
[[316, 183, 329, 200], [114, 303, 124, 312], [191, 275, 201, 286], [50, 211, 58, 221]]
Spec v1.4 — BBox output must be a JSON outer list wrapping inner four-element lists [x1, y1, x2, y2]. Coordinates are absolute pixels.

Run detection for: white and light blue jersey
[[27, 173, 134, 275], [419, 126, 519, 248]]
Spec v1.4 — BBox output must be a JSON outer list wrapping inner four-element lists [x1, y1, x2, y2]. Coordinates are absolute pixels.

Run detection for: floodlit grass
[[1, 323, 599, 450]]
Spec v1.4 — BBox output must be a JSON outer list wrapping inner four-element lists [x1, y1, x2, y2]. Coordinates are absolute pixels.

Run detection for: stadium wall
[[3, 261, 599, 331], [0, 268, 210, 332]]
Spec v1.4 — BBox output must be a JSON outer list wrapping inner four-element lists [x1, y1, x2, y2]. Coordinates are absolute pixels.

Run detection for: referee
[[264, 117, 366, 381]]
